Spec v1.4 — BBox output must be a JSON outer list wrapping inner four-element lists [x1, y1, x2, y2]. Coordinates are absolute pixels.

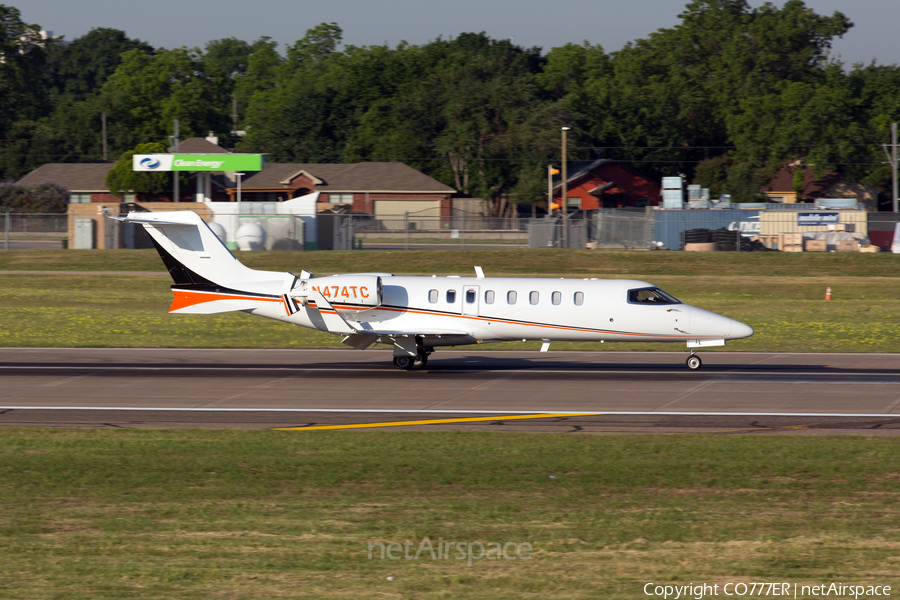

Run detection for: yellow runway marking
[[273, 413, 597, 431]]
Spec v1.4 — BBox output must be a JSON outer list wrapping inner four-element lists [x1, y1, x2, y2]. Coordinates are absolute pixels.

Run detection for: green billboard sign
[[133, 154, 263, 172]]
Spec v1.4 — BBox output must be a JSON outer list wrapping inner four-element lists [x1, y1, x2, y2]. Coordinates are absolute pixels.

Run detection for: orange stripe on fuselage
[[169, 289, 281, 312], [349, 305, 714, 340]]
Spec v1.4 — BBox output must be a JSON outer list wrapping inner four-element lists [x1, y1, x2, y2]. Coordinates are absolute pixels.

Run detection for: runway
[[2, 348, 900, 434]]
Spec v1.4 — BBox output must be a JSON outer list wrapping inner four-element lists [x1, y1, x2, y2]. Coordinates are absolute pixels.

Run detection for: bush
[[0, 182, 70, 213]]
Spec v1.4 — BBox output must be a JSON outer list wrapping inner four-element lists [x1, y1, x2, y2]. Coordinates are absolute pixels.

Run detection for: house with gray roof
[[17, 135, 456, 218], [234, 162, 456, 219], [17, 162, 118, 204]]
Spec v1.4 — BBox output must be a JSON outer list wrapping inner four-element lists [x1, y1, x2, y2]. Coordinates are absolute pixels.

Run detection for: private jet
[[121, 211, 753, 370]]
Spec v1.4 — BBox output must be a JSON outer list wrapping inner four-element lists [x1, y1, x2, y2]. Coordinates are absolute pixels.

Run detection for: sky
[[19, 0, 900, 67]]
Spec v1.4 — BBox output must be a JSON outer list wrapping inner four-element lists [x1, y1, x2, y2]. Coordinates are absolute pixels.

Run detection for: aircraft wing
[[302, 290, 474, 351]]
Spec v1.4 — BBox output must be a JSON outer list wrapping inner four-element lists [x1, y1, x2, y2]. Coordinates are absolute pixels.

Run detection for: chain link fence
[[4, 206, 893, 252], [0, 212, 68, 249]]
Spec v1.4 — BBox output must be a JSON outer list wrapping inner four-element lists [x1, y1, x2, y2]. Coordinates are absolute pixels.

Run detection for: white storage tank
[[236, 223, 266, 251]]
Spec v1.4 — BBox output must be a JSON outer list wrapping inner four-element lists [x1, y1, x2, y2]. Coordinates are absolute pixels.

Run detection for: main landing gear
[[392, 347, 432, 370], [686, 350, 702, 371]]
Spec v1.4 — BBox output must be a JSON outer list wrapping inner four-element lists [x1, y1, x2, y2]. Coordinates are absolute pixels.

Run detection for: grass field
[[2, 247, 900, 278], [2, 430, 899, 599], [3, 252, 900, 599], [1, 271, 898, 351]]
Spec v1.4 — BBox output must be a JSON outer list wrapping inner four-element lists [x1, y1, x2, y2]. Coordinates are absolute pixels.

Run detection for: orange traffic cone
[[825, 287, 832, 301]]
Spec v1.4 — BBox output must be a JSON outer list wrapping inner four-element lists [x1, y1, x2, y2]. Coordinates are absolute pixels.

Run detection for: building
[[17, 136, 455, 215], [761, 165, 880, 210], [17, 162, 118, 204], [552, 160, 661, 210], [233, 162, 456, 220]]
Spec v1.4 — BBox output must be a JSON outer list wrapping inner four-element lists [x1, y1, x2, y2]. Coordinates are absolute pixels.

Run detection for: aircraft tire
[[393, 355, 415, 370], [686, 355, 702, 371], [414, 350, 428, 369]]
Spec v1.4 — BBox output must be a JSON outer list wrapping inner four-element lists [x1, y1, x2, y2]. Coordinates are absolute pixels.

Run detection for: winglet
[[474, 266, 485, 279]]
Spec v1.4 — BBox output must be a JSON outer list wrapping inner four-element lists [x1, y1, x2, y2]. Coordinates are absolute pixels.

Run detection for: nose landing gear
[[686, 351, 702, 371]]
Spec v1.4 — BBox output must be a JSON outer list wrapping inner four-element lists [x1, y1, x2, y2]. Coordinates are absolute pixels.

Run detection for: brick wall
[[350, 193, 452, 215], [67, 202, 212, 249]]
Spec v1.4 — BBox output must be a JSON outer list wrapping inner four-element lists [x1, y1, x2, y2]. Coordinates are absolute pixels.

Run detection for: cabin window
[[574, 292, 584, 306], [428, 289, 438, 303], [507, 291, 517, 304], [530, 291, 539, 305], [465, 289, 476, 303], [551, 291, 561, 305], [627, 287, 681, 305], [485, 290, 495, 304], [446, 290, 456, 303]]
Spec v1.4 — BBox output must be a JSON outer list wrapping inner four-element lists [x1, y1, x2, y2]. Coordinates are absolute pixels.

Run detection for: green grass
[[2, 248, 900, 278], [1, 273, 899, 352], [2, 430, 900, 599]]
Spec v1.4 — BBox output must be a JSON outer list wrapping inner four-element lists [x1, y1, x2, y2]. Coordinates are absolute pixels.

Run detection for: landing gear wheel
[[393, 355, 414, 371], [686, 355, 702, 371], [414, 350, 429, 369]]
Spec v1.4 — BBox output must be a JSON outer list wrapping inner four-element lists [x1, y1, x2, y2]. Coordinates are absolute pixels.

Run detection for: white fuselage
[[247, 275, 751, 347]]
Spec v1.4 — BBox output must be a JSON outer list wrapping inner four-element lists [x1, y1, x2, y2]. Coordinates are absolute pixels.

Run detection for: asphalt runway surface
[[2, 348, 900, 434]]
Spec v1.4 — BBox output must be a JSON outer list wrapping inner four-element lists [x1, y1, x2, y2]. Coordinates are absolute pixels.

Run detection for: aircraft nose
[[730, 320, 754, 340]]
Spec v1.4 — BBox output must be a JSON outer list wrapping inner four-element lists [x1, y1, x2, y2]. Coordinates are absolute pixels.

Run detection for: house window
[[574, 292, 584, 306], [484, 290, 495, 304], [552, 291, 561, 305], [428, 289, 438, 303], [530, 291, 539, 305], [69, 193, 91, 204], [446, 290, 456, 303], [124, 194, 136, 203], [566, 197, 582, 209], [330, 193, 353, 204], [507, 291, 517, 305]]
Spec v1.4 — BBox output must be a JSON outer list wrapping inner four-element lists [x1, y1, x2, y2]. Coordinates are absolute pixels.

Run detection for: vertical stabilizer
[[119, 211, 284, 289]]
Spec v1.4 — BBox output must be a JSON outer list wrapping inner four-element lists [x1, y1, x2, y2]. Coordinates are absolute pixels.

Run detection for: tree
[[105, 142, 178, 200], [567, 0, 854, 185], [99, 48, 230, 140], [48, 28, 153, 98], [0, 5, 53, 137]]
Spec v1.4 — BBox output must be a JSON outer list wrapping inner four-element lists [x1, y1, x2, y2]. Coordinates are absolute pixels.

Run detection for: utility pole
[[884, 123, 899, 213], [171, 119, 180, 203], [232, 96, 238, 140], [547, 164, 559, 216], [883, 124, 900, 213], [101, 112, 107, 161], [561, 126, 570, 248]]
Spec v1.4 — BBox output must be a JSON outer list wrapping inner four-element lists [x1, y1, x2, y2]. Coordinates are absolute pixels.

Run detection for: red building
[[552, 160, 661, 210]]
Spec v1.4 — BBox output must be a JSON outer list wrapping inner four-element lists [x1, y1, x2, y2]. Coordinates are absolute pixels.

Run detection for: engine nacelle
[[294, 275, 382, 307]]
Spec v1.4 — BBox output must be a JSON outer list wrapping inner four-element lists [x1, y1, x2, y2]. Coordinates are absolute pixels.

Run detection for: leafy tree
[[105, 142, 178, 200], [99, 48, 230, 140], [0, 5, 53, 137], [48, 28, 153, 98], [344, 34, 550, 214]]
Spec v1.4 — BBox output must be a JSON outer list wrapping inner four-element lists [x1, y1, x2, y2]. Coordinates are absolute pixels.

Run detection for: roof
[[551, 159, 656, 192], [240, 162, 455, 193], [17, 162, 114, 191], [175, 137, 231, 154], [554, 159, 611, 190], [762, 165, 844, 197]]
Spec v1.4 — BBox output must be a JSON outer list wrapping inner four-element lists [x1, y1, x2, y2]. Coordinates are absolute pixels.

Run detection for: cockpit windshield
[[627, 287, 681, 305]]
